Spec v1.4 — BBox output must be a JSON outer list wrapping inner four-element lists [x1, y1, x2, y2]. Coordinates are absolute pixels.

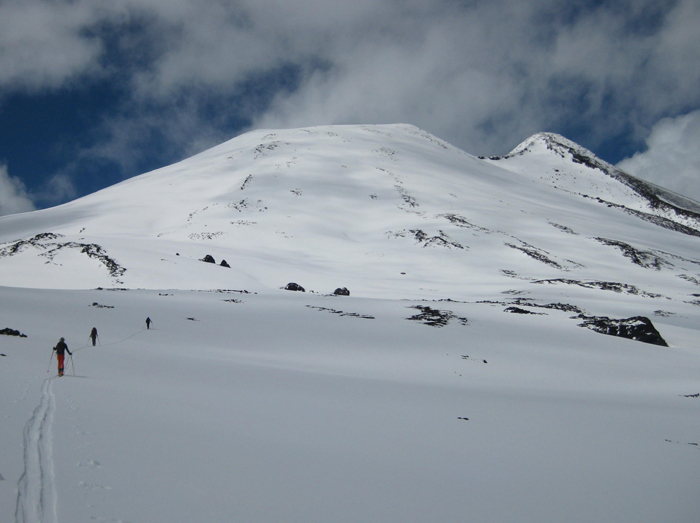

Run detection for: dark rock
[[533, 278, 663, 298], [539, 302, 584, 314], [406, 305, 468, 328], [594, 238, 669, 270], [504, 306, 544, 315], [0, 233, 126, 279], [285, 282, 305, 292], [0, 328, 27, 338], [90, 302, 114, 309], [439, 213, 491, 232], [505, 241, 561, 269], [408, 229, 465, 249], [220, 260, 230, 268], [201, 254, 216, 264], [306, 305, 374, 320], [578, 315, 668, 346], [334, 287, 350, 296]]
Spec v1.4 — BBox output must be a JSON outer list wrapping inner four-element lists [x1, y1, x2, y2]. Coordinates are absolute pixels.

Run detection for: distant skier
[[54, 337, 72, 377], [89, 327, 98, 346], [146, 317, 152, 330]]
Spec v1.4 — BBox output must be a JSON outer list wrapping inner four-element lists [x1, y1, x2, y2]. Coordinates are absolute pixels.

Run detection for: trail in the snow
[[74, 327, 146, 353], [15, 378, 58, 523]]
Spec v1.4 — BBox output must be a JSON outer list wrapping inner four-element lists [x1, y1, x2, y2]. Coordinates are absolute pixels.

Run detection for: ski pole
[[47, 349, 54, 373], [70, 354, 76, 376]]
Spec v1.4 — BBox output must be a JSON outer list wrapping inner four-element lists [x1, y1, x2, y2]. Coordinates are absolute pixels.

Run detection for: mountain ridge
[[492, 131, 700, 224], [3, 127, 699, 523], [0, 126, 700, 523], [0, 125, 698, 307]]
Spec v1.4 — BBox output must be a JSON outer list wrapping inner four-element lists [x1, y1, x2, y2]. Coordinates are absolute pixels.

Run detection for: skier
[[89, 327, 98, 346], [54, 337, 72, 377], [145, 317, 152, 330]]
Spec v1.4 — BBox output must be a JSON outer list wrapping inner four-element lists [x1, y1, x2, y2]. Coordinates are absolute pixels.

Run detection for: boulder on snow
[[201, 254, 216, 264], [90, 302, 114, 309], [220, 260, 231, 268], [333, 287, 350, 296], [578, 315, 668, 346], [1, 327, 27, 338], [406, 305, 468, 328], [285, 282, 305, 292], [504, 306, 544, 315]]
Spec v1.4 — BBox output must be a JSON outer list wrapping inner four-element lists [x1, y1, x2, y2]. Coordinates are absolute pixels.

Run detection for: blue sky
[[1, 0, 699, 215]]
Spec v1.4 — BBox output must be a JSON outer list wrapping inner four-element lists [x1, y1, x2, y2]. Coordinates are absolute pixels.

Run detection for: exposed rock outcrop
[[0, 328, 27, 338], [578, 315, 668, 346]]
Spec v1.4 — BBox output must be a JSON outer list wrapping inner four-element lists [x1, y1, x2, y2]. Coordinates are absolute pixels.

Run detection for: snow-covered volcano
[[2, 125, 700, 523], [1, 124, 699, 302]]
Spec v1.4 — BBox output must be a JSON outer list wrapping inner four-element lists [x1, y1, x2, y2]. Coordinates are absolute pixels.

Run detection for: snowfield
[[1, 124, 700, 522]]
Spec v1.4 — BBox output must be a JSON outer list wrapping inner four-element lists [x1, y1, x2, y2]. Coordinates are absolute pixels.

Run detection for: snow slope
[[1, 124, 700, 522], [1, 124, 698, 301], [2, 287, 699, 523]]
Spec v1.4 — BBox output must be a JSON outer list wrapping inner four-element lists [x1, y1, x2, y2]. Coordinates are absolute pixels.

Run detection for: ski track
[[15, 378, 58, 523]]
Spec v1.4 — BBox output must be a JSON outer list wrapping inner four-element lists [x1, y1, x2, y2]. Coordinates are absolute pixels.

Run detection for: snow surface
[[2, 123, 698, 297], [1, 124, 700, 522]]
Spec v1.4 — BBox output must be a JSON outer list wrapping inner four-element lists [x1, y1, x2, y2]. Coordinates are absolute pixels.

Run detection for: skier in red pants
[[54, 337, 72, 377]]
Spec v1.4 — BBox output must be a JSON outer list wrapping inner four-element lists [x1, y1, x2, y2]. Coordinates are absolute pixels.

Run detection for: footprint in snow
[[78, 459, 102, 468]]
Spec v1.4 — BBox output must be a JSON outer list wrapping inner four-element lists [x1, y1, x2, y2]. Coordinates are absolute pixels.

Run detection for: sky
[[0, 0, 699, 216]]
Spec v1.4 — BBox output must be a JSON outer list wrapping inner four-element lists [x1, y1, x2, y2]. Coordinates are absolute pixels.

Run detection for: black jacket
[[55, 341, 72, 356]]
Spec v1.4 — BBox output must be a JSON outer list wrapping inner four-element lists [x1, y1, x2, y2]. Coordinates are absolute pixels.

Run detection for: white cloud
[[242, 0, 700, 155], [2, 0, 700, 199], [617, 110, 700, 202], [0, 0, 105, 90], [40, 173, 79, 205], [0, 165, 36, 216]]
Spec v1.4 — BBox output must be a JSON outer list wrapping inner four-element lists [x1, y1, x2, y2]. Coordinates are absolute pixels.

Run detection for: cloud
[[0, 0, 105, 90], [0, 165, 36, 216], [2, 0, 700, 204], [40, 172, 79, 206], [617, 110, 700, 201], [152, 0, 699, 157]]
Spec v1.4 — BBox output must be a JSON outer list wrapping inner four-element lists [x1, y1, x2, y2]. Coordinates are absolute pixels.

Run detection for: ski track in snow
[[15, 378, 58, 523]]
